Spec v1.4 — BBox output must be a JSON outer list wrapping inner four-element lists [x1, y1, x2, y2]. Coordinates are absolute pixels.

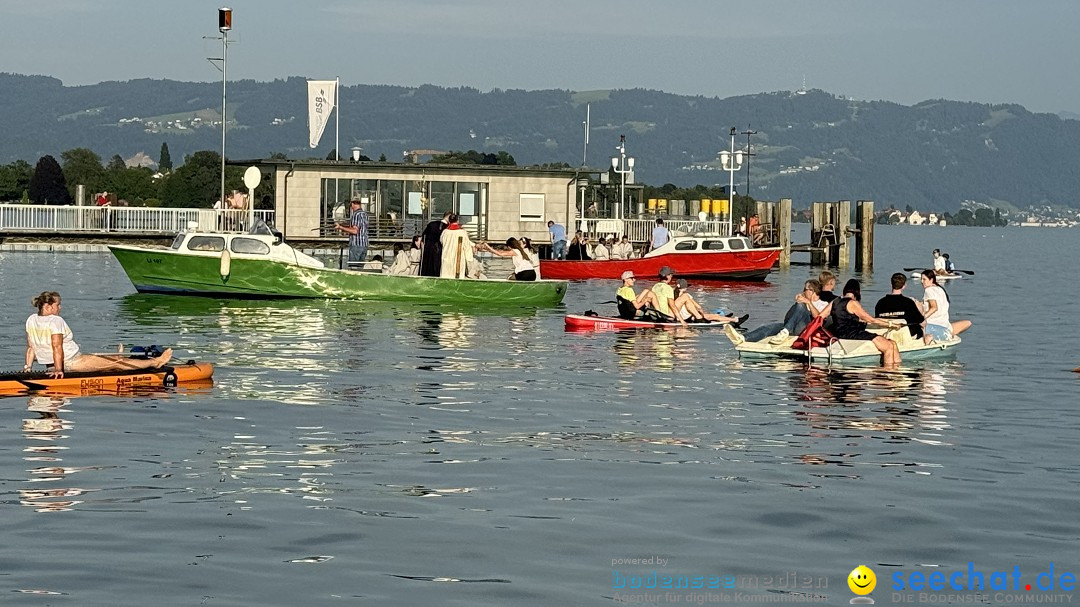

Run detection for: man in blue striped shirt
[[336, 199, 369, 264]]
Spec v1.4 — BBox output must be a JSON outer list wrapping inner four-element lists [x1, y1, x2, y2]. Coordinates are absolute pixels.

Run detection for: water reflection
[[612, 328, 697, 371], [20, 396, 86, 512]]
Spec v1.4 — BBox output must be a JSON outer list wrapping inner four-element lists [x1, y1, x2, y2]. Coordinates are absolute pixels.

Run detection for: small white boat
[[728, 325, 961, 365]]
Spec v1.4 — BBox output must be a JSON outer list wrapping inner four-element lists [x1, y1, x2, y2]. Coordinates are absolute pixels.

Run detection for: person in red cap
[[615, 270, 662, 320]]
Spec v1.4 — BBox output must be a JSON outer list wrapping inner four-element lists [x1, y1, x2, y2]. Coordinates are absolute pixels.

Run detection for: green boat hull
[[109, 245, 568, 306]]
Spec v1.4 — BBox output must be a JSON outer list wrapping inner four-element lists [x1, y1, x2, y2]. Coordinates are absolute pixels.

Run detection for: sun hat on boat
[[620, 270, 635, 280], [658, 266, 675, 278]]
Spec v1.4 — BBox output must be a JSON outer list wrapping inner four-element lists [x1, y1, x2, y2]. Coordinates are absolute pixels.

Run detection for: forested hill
[[2, 72, 1079, 212]]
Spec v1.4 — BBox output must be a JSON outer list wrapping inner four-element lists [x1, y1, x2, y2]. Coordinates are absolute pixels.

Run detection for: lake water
[[0, 225, 1076, 606]]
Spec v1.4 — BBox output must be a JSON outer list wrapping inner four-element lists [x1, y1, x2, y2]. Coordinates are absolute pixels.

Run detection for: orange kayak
[[0, 361, 214, 394]]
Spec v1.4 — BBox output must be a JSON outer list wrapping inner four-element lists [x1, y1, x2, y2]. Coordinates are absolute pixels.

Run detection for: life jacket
[[790, 316, 836, 350]]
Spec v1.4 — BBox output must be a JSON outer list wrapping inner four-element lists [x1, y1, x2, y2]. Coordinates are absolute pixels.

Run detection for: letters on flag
[[307, 80, 337, 148]]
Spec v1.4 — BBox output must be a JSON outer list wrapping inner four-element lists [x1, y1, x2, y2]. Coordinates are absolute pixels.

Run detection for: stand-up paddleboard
[[911, 272, 962, 281], [0, 361, 214, 394], [565, 313, 731, 331]]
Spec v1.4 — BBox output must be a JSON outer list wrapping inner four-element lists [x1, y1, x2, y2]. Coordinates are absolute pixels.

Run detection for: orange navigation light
[[218, 7, 232, 32]]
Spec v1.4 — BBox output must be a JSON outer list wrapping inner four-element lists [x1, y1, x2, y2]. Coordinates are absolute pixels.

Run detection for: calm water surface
[[0, 226, 1076, 605]]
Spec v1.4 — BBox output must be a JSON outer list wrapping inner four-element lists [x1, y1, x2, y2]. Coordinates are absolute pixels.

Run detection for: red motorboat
[[540, 236, 779, 281]]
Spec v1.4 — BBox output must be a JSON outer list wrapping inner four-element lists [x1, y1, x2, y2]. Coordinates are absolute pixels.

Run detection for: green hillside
[[1, 73, 1078, 211]]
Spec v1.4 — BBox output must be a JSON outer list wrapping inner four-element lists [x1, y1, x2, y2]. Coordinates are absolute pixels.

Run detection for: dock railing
[[0, 204, 275, 235], [576, 218, 731, 242]]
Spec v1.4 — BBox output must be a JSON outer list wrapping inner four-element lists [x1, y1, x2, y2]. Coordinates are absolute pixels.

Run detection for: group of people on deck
[[547, 221, 639, 261], [724, 269, 972, 366]]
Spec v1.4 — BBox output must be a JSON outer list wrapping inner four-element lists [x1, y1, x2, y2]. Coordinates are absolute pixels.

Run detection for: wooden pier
[[755, 198, 875, 270]]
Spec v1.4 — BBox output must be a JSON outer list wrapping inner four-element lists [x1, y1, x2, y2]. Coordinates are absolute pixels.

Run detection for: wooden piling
[[855, 200, 874, 271], [779, 198, 792, 267], [836, 200, 851, 268]]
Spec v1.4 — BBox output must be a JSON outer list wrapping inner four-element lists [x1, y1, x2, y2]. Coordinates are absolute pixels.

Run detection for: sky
[[2, 0, 1077, 115]]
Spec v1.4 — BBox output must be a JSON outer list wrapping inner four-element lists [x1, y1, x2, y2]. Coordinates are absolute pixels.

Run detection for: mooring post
[[811, 202, 826, 266], [779, 198, 792, 267], [837, 200, 851, 268], [855, 200, 874, 271]]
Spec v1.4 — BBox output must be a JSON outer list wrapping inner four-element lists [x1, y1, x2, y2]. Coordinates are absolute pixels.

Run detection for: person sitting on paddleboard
[[942, 253, 956, 274], [615, 271, 663, 320], [932, 249, 948, 275], [649, 267, 699, 327], [673, 279, 748, 325], [24, 291, 172, 379]]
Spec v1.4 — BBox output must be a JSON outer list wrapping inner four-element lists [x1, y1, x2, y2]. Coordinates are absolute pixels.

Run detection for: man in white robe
[[439, 216, 477, 279]]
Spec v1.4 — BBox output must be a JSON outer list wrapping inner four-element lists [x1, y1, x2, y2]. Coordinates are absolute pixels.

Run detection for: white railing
[[0, 205, 274, 234], [575, 218, 731, 242]]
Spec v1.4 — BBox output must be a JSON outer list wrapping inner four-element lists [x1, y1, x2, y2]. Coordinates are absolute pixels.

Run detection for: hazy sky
[[3, 0, 1076, 114]]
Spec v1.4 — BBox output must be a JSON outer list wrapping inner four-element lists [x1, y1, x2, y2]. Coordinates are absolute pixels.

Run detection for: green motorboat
[[108, 230, 567, 306]]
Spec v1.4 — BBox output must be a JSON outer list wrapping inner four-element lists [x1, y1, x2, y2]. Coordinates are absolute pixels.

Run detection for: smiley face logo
[[847, 565, 876, 595]]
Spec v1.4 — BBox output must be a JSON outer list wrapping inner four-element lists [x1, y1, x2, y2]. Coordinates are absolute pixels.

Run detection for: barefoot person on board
[[24, 292, 172, 378]]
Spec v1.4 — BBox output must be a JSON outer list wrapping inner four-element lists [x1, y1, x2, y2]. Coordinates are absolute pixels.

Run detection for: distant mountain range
[[2, 72, 1079, 211]]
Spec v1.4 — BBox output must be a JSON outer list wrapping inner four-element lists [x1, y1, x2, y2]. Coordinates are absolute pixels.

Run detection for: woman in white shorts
[[918, 271, 972, 343]]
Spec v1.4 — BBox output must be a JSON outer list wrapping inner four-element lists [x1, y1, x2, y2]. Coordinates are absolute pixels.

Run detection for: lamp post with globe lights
[[718, 127, 744, 236], [611, 135, 635, 220]]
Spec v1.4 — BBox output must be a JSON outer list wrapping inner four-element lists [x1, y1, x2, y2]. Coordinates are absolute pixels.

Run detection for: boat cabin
[[170, 227, 324, 269], [644, 235, 758, 258]]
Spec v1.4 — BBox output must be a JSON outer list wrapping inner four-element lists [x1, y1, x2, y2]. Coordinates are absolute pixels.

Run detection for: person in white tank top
[[24, 291, 173, 378]]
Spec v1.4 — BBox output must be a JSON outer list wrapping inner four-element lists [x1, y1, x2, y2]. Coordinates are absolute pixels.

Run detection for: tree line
[[0, 144, 256, 208]]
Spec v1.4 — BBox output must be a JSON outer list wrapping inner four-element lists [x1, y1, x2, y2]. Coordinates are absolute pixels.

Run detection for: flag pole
[[335, 76, 340, 161]]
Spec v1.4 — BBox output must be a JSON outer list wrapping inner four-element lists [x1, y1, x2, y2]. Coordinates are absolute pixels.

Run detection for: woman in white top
[[386, 243, 412, 275], [919, 270, 972, 343], [24, 291, 172, 378], [479, 237, 537, 281]]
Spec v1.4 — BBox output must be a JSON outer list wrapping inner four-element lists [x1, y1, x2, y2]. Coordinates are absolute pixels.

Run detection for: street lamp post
[[741, 126, 757, 198], [217, 8, 231, 218], [610, 135, 635, 220], [718, 126, 744, 236]]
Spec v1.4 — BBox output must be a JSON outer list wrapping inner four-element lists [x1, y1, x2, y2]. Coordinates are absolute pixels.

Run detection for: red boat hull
[[539, 248, 779, 281]]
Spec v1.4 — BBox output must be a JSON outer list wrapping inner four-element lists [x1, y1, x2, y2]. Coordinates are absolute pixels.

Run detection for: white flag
[[307, 80, 337, 148]]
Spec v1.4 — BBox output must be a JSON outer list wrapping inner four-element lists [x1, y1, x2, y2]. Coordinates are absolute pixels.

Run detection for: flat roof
[[229, 158, 598, 179]]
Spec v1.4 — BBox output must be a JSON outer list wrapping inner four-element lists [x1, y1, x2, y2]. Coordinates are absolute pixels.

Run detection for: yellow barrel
[[715, 198, 729, 214], [647, 198, 657, 211], [658, 198, 668, 212], [701, 198, 711, 214]]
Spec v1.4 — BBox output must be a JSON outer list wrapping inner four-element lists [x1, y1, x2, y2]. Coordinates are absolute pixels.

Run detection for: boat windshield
[[247, 219, 274, 236]]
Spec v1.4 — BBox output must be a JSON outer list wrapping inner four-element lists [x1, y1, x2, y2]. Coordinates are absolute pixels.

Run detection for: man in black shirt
[[817, 270, 838, 303], [874, 273, 925, 340]]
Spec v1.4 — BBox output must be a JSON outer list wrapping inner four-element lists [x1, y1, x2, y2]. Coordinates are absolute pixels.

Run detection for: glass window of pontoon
[[703, 240, 725, 250], [458, 182, 480, 219], [171, 234, 185, 249], [728, 238, 746, 250], [675, 241, 698, 250], [230, 237, 271, 255], [430, 182, 455, 218], [187, 236, 225, 252]]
